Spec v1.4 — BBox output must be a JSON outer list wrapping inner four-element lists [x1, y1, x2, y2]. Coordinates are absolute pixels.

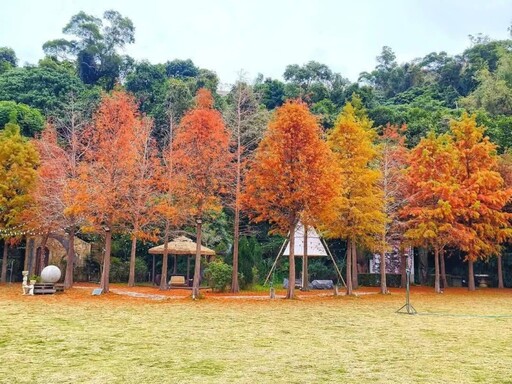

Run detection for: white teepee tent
[[265, 222, 345, 287], [283, 223, 328, 257]]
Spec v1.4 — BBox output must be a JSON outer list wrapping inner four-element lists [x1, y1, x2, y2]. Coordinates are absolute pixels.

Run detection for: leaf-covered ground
[[1, 284, 511, 383]]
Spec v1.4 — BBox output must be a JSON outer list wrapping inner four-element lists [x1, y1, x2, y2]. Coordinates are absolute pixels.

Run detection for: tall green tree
[[460, 51, 512, 116], [43, 10, 135, 90], [254, 76, 285, 110], [0, 47, 17, 74], [126, 62, 194, 142], [165, 59, 199, 78], [0, 66, 90, 116], [0, 101, 44, 137], [283, 61, 333, 103]]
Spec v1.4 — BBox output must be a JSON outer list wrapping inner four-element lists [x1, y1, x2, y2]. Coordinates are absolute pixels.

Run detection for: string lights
[[0, 224, 70, 238]]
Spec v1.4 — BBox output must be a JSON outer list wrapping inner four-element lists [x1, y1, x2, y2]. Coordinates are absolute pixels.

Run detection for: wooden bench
[[33, 283, 56, 295], [169, 275, 187, 287]]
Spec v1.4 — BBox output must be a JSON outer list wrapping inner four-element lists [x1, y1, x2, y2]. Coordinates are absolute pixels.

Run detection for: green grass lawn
[[1, 285, 512, 383]]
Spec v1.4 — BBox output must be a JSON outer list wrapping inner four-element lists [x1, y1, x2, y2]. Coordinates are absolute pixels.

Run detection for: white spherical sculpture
[[41, 265, 62, 283]]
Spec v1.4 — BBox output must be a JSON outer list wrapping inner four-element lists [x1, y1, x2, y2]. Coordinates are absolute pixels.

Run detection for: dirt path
[[73, 284, 379, 301]]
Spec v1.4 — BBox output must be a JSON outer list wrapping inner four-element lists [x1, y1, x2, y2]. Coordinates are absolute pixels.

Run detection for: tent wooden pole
[[152, 254, 155, 284], [264, 234, 289, 286], [321, 238, 346, 287], [186, 256, 190, 280]]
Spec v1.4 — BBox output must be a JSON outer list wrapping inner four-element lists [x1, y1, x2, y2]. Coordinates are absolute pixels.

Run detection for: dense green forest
[[1, 10, 512, 291]]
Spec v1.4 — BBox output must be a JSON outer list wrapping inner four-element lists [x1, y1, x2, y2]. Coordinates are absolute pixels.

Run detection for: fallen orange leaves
[[2, 283, 510, 308]]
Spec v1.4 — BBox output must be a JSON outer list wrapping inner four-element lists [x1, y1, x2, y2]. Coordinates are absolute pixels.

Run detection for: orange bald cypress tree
[[78, 90, 141, 293], [172, 89, 232, 299], [378, 123, 408, 293], [27, 97, 91, 288], [323, 100, 385, 296], [126, 117, 158, 287], [497, 150, 512, 288], [24, 124, 67, 275], [401, 132, 458, 293], [450, 114, 512, 291], [244, 100, 338, 299]]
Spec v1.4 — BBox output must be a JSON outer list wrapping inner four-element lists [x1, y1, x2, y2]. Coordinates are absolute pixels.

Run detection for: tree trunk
[[160, 220, 170, 291], [434, 247, 441, 293], [128, 235, 137, 287], [39, 232, 50, 275], [345, 239, 353, 295], [192, 219, 203, 299], [0, 240, 8, 283], [302, 225, 309, 291], [152, 254, 155, 284], [400, 247, 407, 288], [497, 254, 504, 289], [380, 233, 387, 294], [28, 238, 35, 276], [23, 237, 30, 271], [419, 247, 428, 285], [440, 248, 448, 289], [352, 243, 358, 289], [100, 228, 112, 293], [286, 221, 297, 299], [468, 259, 476, 291], [231, 132, 241, 293], [64, 227, 75, 289]]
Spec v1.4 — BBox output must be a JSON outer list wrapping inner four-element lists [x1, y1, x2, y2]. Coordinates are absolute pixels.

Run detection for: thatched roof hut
[[148, 236, 215, 256]]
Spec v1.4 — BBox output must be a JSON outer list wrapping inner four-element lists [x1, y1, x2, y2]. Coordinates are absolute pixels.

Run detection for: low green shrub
[[204, 259, 233, 292], [110, 257, 129, 283]]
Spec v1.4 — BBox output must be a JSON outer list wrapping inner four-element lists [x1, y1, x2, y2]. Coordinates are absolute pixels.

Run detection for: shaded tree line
[[1, 10, 512, 295]]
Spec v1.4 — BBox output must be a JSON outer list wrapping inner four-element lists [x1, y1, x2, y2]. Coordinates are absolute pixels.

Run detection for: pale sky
[[1, 0, 511, 87]]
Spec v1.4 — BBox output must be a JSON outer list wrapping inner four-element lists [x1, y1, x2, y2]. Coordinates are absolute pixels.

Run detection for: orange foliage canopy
[[172, 88, 232, 219], [450, 113, 512, 261], [26, 124, 68, 234], [380, 124, 408, 243], [323, 101, 385, 248], [76, 90, 144, 293], [77, 90, 141, 230], [171, 88, 232, 298], [244, 99, 338, 233], [125, 116, 158, 240], [401, 131, 458, 251], [244, 99, 338, 298]]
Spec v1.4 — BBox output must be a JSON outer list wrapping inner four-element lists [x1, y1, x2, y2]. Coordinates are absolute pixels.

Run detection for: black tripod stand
[[396, 269, 417, 315]]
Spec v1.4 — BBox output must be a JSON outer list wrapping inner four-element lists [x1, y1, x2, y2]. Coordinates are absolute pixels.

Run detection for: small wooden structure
[[33, 283, 56, 295], [148, 236, 216, 283], [169, 275, 188, 287]]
